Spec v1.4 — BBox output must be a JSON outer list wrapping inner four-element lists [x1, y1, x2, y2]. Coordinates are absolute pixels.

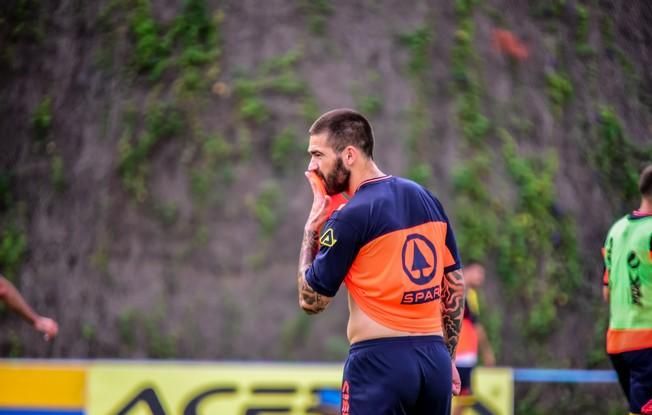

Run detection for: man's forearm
[[441, 269, 465, 358], [0, 277, 38, 325], [297, 229, 329, 314]]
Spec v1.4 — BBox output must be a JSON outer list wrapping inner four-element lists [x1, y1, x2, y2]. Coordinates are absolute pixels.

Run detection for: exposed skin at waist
[[346, 291, 443, 344]]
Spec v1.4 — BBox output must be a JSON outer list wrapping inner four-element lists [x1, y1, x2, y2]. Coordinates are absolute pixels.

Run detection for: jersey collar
[[355, 175, 392, 193], [629, 210, 652, 220]]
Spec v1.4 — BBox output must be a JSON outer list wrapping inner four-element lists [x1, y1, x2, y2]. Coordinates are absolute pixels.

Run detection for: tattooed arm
[[297, 170, 334, 315], [297, 229, 333, 314], [440, 269, 465, 358]]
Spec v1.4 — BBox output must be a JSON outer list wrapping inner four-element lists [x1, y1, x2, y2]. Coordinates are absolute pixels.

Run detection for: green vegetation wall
[[1, 0, 651, 412]]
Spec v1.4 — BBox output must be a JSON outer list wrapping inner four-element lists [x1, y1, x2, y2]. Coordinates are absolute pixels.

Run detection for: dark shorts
[[341, 335, 451, 415], [456, 366, 474, 396], [609, 348, 652, 414]]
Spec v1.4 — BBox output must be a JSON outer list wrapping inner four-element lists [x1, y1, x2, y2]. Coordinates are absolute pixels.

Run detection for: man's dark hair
[[464, 260, 485, 268], [640, 164, 652, 197], [309, 108, 374, 158]]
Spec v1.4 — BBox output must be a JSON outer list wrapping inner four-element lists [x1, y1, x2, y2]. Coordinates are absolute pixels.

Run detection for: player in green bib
[[603, 165, 652, 415]]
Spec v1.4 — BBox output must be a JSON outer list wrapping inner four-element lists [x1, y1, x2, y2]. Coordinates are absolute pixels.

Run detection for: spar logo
[[401, 233, 437, 285], [401, 233, 439, 305]]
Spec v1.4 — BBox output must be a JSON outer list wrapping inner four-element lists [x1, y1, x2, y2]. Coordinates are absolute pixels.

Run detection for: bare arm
[[440, 269, 465, 358], [0, 276, 58, 340], [0, 277, 39, 325], [602, 268, 610, 302], [476, 323, 496, 366], [602, 246, 610, 303]]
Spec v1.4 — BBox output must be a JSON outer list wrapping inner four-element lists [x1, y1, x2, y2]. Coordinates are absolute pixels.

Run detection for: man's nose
[[308, 159, 318, 171]]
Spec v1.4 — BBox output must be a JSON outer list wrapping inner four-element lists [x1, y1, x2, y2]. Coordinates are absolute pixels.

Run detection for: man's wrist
[[304, 225, 320, 234], [446, 343, 456, 360], [27, 313, 40, 326]]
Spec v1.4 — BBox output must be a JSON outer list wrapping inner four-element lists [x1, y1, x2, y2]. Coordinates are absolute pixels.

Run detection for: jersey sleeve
[[431, 196, 462, 273], [444, 221, 462, 273], [305, 215, 360, 297]]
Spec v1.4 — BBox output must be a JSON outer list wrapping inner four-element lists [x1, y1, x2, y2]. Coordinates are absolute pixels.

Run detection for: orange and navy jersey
[[306, 175, 461, 333]]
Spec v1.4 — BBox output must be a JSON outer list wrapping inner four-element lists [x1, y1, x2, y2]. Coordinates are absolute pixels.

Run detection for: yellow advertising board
[[88, 362, 343, 415], [89, 363, 512, 415], [452, 367, 514, 415], [0, 361, 86, 414], [0, 360, 512, 415]]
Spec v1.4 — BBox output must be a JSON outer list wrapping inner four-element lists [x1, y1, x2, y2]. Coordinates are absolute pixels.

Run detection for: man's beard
[[321, 156, 350, 195]]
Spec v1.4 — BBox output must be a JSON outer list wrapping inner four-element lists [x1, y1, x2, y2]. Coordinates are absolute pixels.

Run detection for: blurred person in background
[[453, 261, 495, 415], [602, 164, 652, 415], [0, 274, 58, 341], [296, 108, 465, 414]]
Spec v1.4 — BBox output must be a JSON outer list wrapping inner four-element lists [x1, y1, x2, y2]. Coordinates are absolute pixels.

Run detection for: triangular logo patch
[[320, 228, 337, 247]]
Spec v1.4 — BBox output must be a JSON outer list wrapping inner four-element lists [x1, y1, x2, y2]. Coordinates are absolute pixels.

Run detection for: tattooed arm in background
[[297, 171, 334, 315], [441, 269, 466, 359]]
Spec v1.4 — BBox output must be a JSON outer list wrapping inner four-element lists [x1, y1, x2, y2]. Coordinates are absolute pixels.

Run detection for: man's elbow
[[299, 299, 324, 315], [449, 274, 465, 298], [298, 298, 310, 313], [299, 302, 319, 315], [298, 275, 331, 314], [458, 277, 466, 295]]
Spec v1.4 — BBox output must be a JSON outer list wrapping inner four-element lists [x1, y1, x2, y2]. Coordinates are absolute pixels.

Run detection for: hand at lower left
[[35, 316, 59, 341]]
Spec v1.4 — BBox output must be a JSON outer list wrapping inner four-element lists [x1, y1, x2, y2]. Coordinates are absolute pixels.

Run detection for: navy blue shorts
[[609, 348, 652, 414], [341, 335, 451, 415]]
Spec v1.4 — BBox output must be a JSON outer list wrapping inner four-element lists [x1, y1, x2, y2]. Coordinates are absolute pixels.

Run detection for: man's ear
[[344, 146, 357, 166]]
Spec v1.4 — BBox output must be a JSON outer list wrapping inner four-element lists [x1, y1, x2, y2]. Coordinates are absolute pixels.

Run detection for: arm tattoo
[[297, 229, 331, 314], [441, 269, 465, 358]]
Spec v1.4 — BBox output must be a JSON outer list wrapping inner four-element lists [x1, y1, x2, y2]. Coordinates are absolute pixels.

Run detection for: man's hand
[[34, 316, 58, 341], [451, 361, 461, 396], [304, 170, 331, 232]]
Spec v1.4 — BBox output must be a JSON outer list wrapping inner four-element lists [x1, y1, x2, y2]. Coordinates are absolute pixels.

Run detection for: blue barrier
[[319, 389, 341, 406], [513, 369, 618, 383]]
